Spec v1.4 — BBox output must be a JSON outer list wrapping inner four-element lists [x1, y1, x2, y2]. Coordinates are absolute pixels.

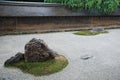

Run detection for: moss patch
[[74, 30, 108, 36], [5, 55, 68, 76]]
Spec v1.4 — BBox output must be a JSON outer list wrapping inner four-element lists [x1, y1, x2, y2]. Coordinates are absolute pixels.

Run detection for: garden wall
[[0, 1, 120, 33], [0, 16, 120, 31]]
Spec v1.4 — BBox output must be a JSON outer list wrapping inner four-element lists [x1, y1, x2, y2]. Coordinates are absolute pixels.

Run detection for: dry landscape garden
[[0, 29, 120, 80], [0, 0, 120, 80]]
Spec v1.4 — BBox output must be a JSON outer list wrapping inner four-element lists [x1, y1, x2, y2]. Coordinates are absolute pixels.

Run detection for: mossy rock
[[5, 55, 68, 76]]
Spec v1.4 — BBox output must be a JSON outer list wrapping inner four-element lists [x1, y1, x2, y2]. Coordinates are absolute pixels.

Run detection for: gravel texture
[[0, 29, 120, 80]]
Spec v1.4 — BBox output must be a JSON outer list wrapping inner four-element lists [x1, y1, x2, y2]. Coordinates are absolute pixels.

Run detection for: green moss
[[5, 56, 68, 76], [74, 30, 108, 36]]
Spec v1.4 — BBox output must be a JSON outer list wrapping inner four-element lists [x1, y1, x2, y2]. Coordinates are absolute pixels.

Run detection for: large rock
[[4, 52, 24, 66], [24, 38, 58, 62]]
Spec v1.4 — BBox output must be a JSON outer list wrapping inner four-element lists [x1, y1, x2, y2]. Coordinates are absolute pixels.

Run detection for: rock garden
[[4, 38, 68, 76], [0, 29, 120, 80]]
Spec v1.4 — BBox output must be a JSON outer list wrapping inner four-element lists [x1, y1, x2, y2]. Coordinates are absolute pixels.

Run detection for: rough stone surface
[[24, 38, 58, 62], [4, 52, 24, 66]]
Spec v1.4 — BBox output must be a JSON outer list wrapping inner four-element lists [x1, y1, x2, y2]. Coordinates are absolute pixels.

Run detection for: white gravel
[[0, 29, 120, 80]]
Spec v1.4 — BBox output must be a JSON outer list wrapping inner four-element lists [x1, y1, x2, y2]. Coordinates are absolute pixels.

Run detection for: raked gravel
[[0, 29, 120, 80]]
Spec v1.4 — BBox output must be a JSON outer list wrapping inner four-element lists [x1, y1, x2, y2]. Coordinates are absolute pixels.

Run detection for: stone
[[24, 38, 58, 62], [55, 55, 67, 61], [80, 54, 93, 60], [4, 52, 24, 66], [90, 27, 105, 33]]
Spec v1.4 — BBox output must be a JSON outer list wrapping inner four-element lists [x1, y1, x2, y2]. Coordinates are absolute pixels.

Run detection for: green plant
[[45, 0, 120, 15], [65, 0, 83, 8], [118, 0, 120, 4], [98, 0, 119, 14]]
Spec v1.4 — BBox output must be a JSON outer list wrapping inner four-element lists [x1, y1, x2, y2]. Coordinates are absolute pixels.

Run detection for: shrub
[[45, 0, 120, 15]]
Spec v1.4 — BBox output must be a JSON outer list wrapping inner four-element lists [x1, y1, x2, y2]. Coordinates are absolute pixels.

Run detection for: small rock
[[80, 55, 93, 60], [90, 27, 105, 33], [55, 55, 67, 61], [4, 52, 24, 66]]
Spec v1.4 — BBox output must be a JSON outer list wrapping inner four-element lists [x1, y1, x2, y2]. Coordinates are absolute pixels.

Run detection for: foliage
[[5, 57, 68, 76], [45, 0, 120, 14]]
